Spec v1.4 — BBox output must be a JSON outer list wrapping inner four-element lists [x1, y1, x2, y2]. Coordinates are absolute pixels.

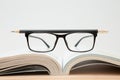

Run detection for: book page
[[62, 51, 91, 68], [62, 50, 120, 75], [63, 50, 120, 68], [0, 48, 62, 64], [0, 52, 62, 75]]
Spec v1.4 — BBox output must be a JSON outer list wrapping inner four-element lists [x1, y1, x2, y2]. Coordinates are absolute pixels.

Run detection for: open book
[[0, 52, 120, 75]]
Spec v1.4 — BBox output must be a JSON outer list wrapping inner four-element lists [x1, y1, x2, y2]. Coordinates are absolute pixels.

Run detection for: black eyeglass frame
[[23, 30, 98, 53]]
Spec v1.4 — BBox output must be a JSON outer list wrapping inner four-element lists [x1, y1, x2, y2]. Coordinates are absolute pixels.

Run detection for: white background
[[0, 0, 120, 58]]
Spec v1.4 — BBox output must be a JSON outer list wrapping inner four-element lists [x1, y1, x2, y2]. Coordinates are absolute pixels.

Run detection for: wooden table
[[0, 74, 120, 80]]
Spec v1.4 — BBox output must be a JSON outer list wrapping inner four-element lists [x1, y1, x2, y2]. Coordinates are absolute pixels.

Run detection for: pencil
[[12, 30, 108, 34]]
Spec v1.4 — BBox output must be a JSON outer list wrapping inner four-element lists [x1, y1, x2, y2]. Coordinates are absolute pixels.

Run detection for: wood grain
[[0, 75, 120, 80]]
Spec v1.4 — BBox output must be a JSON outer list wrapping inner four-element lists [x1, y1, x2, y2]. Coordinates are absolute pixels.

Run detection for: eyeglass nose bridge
[[58, 35, 65, 38], [55, 34, 69, 47], [53, 34, 69, 51], [55, 34, 67, 38]]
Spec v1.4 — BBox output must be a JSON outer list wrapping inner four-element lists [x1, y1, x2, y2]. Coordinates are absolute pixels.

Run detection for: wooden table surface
[[0, 74, 120, 80]]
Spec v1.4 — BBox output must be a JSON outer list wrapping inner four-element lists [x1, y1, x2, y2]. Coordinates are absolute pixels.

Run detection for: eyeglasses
[[12, 30, 108, 53]]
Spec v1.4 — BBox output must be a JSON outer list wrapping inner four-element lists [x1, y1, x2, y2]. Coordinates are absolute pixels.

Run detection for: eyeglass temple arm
[[29, 35, 50, 48], [75, 35, 93, 47], [75, 30, 108, 47]]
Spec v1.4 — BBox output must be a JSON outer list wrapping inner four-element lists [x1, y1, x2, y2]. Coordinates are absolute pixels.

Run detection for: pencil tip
[[11, 30, 19, 33], [11, 31, 15, 32]]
